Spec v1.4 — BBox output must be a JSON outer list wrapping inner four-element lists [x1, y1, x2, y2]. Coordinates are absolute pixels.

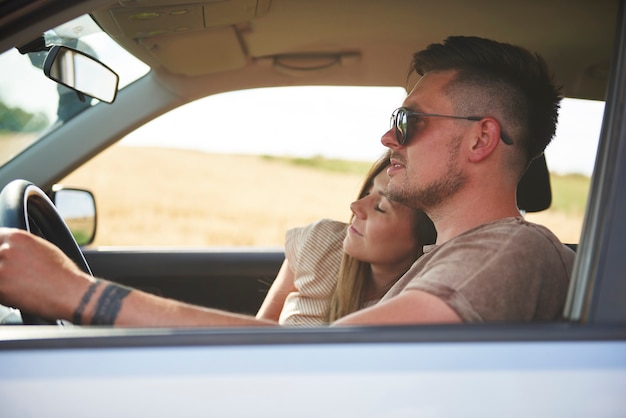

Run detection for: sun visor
[[139, 27, 247, 76]]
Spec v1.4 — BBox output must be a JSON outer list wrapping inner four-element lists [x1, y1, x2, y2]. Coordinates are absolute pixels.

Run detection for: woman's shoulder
[[288, 218, 347, 242], [284, 219, 347, 265]]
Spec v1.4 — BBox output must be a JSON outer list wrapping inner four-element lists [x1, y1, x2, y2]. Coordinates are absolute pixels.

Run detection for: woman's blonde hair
[[326, 151, 436, 322]]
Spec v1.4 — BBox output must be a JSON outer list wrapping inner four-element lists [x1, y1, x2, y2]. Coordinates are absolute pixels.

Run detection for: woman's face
[[343, 171, 421, 269]]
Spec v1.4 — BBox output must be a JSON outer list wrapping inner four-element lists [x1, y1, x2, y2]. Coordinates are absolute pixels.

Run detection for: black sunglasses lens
[[390, 108, 409, 144], [395, 109, 407, 144]]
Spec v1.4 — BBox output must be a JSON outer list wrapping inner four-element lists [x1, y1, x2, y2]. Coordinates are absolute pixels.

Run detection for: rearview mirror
[[51, 186, 97, 246], [44, 45, 119, 104]]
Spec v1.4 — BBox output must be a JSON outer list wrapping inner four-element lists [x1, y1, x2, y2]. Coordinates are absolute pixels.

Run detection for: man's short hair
[[412, 36, 562, 166]]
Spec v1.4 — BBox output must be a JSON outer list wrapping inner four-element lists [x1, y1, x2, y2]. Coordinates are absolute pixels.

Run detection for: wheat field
[[60, 145, 585, 247], [61, 146, 366, 246]]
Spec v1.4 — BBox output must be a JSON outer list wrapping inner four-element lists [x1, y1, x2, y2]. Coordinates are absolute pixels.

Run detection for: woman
[[256, 151, 436, 326]]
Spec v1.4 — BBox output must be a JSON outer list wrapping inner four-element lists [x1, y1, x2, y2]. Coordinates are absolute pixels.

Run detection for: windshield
[[0, 15, 149, 167]]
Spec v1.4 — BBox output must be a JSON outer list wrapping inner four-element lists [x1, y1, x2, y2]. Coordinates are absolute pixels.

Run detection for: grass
[[261, 154, 373, 175], [61, 147, 366, 247], [549, 173, 591, 216]]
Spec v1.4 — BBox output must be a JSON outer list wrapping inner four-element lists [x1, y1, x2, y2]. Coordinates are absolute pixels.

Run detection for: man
[[0, 36, 575, 326]]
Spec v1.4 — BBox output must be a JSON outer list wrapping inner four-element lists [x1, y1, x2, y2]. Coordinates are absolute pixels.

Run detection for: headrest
[[517, 153, 551, 212]]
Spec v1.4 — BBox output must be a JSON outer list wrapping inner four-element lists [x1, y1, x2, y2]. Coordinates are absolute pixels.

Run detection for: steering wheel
[[0, 179, 93, 325]]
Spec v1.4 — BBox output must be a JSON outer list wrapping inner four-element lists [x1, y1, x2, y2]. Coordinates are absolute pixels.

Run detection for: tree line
[[0, 101, 49, 132]]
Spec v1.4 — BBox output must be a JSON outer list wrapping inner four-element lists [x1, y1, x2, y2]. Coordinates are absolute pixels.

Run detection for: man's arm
[[87, 280, 461, 327], [105, 283, 278, 327], [100, 278, 461, 327], [332, 290, 462, 326]]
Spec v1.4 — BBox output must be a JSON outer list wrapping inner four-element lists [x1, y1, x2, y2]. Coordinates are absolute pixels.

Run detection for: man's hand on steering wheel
[[0, 180, 94, 325]]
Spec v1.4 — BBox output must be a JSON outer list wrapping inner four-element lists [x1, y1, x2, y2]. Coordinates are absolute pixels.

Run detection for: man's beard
[[386, 137, 467, 210]]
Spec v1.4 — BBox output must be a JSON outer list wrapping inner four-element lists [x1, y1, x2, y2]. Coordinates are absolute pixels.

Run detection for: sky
[[121, 86, 605, 177]]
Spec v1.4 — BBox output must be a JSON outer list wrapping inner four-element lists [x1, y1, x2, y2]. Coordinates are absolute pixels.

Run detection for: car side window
[[59, 87, 603, 248]]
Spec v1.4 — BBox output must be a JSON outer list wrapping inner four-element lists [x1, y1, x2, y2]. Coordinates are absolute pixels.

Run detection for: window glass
[[525, 98, 604, 244], [0, 14, 149, 168], [59, 87, 603, 247]]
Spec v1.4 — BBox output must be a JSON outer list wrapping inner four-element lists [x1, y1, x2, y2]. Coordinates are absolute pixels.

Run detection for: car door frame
[[564, 0, 626, 324]]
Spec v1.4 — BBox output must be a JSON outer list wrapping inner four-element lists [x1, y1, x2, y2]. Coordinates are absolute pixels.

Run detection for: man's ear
[[468, 118, 501, 163]]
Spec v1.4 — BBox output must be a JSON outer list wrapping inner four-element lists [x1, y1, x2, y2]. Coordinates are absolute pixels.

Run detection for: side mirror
[[44, 45, 119, 104], [51, 186, 97, 246]]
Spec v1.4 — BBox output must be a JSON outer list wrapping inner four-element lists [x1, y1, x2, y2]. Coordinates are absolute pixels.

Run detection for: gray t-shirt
[[382, 217, 575, 322]]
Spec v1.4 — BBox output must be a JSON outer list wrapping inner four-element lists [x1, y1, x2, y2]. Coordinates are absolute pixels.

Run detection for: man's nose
[[381, 127, 399, 149]]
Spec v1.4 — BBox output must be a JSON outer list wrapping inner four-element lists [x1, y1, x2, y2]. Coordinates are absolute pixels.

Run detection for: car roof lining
[[90, 0, 618, 102]]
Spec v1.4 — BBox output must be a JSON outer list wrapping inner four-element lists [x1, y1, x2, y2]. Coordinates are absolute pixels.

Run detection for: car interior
[[0, 0, 619, 319]]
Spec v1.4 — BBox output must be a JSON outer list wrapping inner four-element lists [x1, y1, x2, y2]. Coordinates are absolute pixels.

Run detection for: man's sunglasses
[[390, 107, 514, 146]]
